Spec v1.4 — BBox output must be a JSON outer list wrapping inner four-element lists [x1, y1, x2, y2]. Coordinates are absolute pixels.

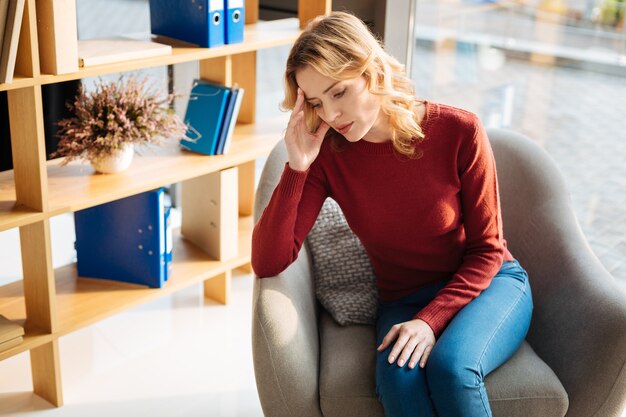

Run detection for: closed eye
[[308, 88, 345, 109]]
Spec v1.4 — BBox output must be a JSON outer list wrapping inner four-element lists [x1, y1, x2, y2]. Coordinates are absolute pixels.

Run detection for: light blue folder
[[181, 80, 232, 155]]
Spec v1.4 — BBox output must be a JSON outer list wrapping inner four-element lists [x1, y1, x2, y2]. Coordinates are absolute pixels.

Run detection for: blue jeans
[[375, 260, 533, 417]]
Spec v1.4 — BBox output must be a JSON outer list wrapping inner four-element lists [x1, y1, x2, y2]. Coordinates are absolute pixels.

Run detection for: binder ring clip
[[181, 124, 202, 144], [190, 81, 222, 98]]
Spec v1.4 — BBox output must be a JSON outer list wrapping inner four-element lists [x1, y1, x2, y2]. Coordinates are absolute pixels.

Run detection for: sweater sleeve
[[415, 116, 505, 336], [251, 162, 329, 277]]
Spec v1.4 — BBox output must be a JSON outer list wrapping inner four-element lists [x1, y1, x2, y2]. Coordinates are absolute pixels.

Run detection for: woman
[[251, 11, 533, 417]]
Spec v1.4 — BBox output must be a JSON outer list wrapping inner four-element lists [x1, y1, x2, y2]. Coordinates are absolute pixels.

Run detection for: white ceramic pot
[[91, 143, 134, 174]]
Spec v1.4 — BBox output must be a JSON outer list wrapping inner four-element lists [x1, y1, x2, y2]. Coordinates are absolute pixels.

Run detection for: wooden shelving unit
[[0, 0, 331, 408], [0, 218, 253, 344], [0, 115, 287, 230], [0, 18, 304, 93]]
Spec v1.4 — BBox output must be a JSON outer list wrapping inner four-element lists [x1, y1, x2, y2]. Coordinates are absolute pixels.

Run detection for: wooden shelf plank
[[0, 202, 46, 232], [55, 218, 254, 335], [0, 286, 53, 362], [0, 18, 300, 92], [0, 332, 54, 362], [0, 116, 285, 230], [0, 75, 34, 91], [0, 217, 254, 359], [46, 116, 284, 214]]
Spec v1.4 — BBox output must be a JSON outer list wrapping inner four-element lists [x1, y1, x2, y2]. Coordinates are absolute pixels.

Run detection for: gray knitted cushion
[[307, 198, 378, 326]]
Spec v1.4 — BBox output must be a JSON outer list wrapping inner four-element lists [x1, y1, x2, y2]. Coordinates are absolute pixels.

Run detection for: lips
[[336, 122, 353, 134]]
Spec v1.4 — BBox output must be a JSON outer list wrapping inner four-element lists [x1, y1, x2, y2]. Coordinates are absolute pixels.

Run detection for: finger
[[315, 120, 331, 138], [377, 326, 399, 352], [408, 341, 428, 369], [397, 337, 419, 368], [389, 335, 410, 364], [419, 345, 433, 368], [294, 88, 305, 113], [287, 110, 304, 132], [288, 90, 305, 124]]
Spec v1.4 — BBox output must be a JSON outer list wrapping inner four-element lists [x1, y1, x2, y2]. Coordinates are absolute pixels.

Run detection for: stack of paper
[[0, 314, 24, 352]]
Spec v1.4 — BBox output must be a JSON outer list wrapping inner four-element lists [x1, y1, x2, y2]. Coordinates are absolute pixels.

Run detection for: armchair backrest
[[487, 128, 577, 295]]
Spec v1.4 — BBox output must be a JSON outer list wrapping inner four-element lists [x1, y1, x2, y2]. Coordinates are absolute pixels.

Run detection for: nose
[[323, 102, 342, 124]]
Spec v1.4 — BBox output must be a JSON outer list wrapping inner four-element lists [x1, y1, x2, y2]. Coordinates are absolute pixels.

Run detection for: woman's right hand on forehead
[[284, 88, 330, 172]]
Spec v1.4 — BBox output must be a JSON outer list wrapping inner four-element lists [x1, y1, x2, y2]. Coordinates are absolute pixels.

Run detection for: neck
[[362, 112, 392, 143]]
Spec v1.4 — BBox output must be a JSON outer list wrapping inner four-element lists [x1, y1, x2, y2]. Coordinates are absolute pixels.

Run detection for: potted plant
[[51, 75, 187, 174]]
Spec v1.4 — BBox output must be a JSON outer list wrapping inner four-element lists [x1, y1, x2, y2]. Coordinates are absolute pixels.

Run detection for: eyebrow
[[305, 81, 341, 101]]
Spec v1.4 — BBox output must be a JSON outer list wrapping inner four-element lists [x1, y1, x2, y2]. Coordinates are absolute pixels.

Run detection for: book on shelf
[[74, 188, 173, 288], [0, 337, 22, 352], [0, 0, 25, 83], [149, 0, 225, 48], [212, 85, 238, 155], [180, 79, 243, 156], [0, 0, 10, 60], [77, 36, 172, 67], [0, 314, 24, 352], [181, 79, 230, 155], [216, 86, 244, 155], [35, 0, 78, 75]]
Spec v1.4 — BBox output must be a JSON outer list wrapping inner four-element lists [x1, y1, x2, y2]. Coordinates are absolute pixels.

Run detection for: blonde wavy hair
[[282, 11, 425, 157]]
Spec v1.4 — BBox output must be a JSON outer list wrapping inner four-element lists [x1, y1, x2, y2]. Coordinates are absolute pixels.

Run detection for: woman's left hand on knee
[[377, 319, 436, 370]]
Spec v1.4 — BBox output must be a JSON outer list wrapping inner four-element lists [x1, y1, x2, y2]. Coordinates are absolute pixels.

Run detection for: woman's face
[[295, 65, 390, 143]]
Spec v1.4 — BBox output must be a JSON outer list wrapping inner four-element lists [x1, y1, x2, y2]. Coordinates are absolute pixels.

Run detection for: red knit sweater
[[252, 102, 514, 336]]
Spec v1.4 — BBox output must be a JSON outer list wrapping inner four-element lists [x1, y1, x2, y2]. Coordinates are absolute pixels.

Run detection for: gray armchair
[[252, 128, 626, 417]]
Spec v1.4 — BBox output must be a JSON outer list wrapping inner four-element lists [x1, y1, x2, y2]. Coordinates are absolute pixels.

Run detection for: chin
[[343, 134, 361, 143], [342, 127, 366, 143]]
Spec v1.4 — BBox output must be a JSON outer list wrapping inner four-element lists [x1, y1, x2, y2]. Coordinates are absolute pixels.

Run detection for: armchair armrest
[[529, 231, 626, 417], [489, 128, 626, 417], [252, 247, 324, 417], [252, 140, 324, 417]]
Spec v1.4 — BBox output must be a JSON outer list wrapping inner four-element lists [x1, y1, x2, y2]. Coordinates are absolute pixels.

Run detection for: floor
[[0, 272, 263, 417], [0, 0, 625, 416]]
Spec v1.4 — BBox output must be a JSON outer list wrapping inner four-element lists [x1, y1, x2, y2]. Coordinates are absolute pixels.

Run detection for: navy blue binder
[[224, 0, 244, 44], [149, 0, 225, 48], [215, 86, 244, 155], [75, 189, 170, 288], [181, 79, 231, 155], [214, 86, 237, 155]]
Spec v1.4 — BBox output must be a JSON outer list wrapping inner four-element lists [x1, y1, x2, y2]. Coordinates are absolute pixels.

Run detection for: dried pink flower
[[51, 75, 187, 165]]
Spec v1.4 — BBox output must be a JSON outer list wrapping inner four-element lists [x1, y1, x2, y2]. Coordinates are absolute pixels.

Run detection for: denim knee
[[426, 345, 482, 391], [376, 352, 423, 399], [376, 350, 436, 417]]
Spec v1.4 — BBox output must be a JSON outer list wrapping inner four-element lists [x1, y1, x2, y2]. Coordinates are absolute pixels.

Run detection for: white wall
[[0, 214, 76, 286]]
